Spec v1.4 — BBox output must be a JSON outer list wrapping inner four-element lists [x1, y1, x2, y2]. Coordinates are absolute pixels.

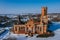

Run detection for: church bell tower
[[40, 7, 48, 34]]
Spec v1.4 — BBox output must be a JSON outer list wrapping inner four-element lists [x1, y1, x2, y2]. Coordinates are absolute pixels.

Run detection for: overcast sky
[[0, 0, 60, 14]]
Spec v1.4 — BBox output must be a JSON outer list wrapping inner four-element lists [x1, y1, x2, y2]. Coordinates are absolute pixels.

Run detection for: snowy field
[[3, 22, 60, 40], [7, 29, 60, 40]]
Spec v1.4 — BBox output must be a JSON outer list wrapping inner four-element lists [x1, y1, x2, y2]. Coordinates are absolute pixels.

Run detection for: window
[[19, 27, 20, 31], [38, 27, 39, 29], [27, 27, 28, 32], [15, 27, 17, 31], [40, 27, 42, 31], [20, 27, 25, 31], [44, 9, 47, 15], [37, 26, 39, 30], [29, 25, 31, 26], [26, 25, 27, 27]]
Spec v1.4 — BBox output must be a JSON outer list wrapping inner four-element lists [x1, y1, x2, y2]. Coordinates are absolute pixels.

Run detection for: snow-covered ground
[[6, 29, 60, 40], [0, 30, 9, 40], [2, 22, 60, 40], [0, 27, 11, 40]]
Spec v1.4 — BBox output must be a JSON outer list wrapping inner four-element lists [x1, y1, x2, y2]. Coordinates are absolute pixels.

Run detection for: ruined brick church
[[12, 7, 48, 36]]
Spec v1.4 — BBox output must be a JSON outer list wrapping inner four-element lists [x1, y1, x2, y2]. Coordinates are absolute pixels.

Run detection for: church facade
[[12, 7, 48, 36]]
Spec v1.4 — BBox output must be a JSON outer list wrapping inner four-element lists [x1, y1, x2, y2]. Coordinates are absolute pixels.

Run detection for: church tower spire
[[40, 7, 48, 34]]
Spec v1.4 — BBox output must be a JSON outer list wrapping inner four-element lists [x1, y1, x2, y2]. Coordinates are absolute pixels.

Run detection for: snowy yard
[[7, 29, 60, 40], [3, 22, 60, 40]]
